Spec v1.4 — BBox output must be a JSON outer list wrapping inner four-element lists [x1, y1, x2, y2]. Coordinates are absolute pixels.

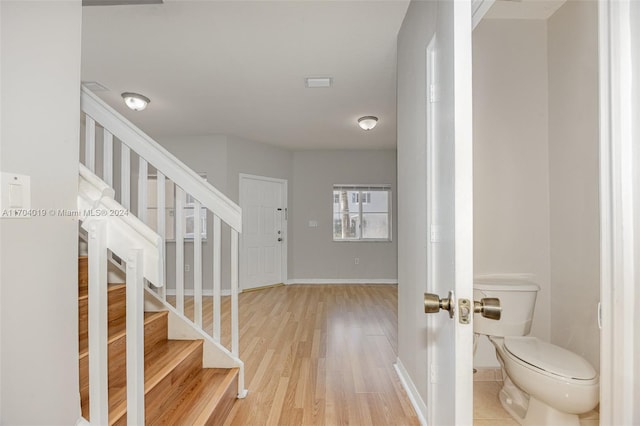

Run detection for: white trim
[[598, 2, 639, 424], [165, 289, 232, 297], [76, 417, 91, 426], [81, 87, 241, 231], [471, 0, 495, 30], [285, 278, 398, 285], [394, 359, 428, 426]]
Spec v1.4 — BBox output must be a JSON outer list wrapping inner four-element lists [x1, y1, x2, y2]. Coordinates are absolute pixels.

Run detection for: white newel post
[[87, 219, 109, 426], [126, 248, 145, 425]]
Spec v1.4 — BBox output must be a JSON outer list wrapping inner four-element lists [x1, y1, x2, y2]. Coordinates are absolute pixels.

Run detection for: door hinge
[[430, 363, 438, 383], [429, 84, 436, 103], [430, 224, 440, 243]]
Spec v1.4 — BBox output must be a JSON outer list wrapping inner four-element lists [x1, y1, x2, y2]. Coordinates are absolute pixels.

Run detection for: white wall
[[472, 19, 551, 367], [291, 150, 397, 281], [396, 0, 438, 409], [547, 0, 600, 371], [0, 1, 82, 423]]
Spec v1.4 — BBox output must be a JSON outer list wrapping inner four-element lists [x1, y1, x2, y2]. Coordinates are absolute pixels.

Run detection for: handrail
[[81, 86, 242, 232], [79, 85, 246, 410], [78, 165, 164, 424], [79, 164, 164, 287]]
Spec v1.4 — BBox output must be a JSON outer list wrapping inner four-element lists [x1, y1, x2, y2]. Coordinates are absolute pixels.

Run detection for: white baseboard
[[165, 289, 232, 297], [285, 278, 398, 285], [394, 358, 428, 426]]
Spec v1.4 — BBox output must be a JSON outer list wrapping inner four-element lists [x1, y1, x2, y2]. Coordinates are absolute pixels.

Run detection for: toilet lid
[[503, 336, 597, 380]]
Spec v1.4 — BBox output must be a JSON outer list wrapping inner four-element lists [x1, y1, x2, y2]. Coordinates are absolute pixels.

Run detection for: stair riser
[[143, 342, 204, 425], [112, 342, 204, 426], [79, 286, 127, 352], [205, 373, 239, 426], [79, 313, 168, 406]]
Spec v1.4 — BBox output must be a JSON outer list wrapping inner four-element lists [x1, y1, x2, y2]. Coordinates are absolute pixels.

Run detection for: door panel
[[426, 0, 474, 424], [240, 175, 286, 290]]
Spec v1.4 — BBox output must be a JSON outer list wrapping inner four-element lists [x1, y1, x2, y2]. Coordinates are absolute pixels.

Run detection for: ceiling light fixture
[[121, 92, 150, 111], [357, 116, 378, 131]]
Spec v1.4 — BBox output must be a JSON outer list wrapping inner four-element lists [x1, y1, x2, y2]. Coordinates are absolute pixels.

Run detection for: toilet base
[[498, 377, 528, 423], [498, 377, 581, 426], [523, 397, 581, 426]]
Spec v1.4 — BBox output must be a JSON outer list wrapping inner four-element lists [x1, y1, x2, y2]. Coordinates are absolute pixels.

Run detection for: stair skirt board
[[144, 287, 244, 372], [79, 262, 245, 425]]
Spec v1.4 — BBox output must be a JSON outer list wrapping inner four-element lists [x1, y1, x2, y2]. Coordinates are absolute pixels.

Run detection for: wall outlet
[[184, 264, 191, 272], [354, 258, 360, 265]]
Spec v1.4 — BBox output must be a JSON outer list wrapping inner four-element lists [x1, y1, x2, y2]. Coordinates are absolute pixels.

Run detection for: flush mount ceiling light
[[357, 116, 378, 131], [121, 92, 150, 111]]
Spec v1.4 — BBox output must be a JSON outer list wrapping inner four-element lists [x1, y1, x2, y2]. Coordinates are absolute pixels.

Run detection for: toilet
[[474, 276, 599, 426]]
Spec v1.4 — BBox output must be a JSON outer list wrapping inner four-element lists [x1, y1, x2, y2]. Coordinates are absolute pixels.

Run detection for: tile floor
[[473, 376, 599, 426]]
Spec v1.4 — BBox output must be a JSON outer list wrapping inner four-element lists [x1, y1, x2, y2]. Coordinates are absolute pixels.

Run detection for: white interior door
[[425, 0, 474, 424], [240, 174, 286, 291]]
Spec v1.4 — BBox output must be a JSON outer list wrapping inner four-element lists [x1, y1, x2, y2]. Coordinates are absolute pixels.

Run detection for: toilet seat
[[503, 336, 597, 380]]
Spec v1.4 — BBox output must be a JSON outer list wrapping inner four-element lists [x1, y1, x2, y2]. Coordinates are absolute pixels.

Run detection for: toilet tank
[[473, 276, 540, 337]]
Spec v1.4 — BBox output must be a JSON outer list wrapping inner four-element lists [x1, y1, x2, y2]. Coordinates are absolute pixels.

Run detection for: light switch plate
[[308, 220, 318, 228], [1, 172, 31, 218]]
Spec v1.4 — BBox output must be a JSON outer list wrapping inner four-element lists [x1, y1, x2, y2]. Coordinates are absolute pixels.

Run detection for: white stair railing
[[79, 164, 164, 425], [79, 86, 245, 392]]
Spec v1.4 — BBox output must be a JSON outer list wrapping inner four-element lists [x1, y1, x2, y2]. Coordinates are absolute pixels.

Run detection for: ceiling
[[81, 1, 410, 150], [81, 0, 566, 150]]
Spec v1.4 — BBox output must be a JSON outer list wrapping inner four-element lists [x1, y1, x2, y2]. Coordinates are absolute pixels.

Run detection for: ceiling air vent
[[305, 77, 333, 89], [82, 0, 162, 6], [82, 81, 109, 92]]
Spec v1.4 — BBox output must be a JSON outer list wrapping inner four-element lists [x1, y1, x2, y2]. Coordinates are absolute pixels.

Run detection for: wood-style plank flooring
[[168, 285, 419, 425]]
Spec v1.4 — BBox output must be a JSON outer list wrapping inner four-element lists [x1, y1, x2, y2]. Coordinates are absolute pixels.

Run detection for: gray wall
[[156, 135, 231, 291], [1, 1, 82, 423], [548, 0, 600, 371], [158, 134, 397, 286], [396, 0, 438, 410], [291, 150, 397, 280], [472, 19, 551, 367]]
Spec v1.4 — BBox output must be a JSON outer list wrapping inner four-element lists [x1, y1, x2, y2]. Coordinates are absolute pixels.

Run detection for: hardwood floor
[[168, 285, 419, 425]]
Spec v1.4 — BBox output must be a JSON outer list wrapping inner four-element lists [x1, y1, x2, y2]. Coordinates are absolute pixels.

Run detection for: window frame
[[332, 184, 392, 242]]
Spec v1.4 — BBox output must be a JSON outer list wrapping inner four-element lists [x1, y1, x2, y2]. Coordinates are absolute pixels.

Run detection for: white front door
[[239, 174, 287, 291], [425, 0, 474, 424]]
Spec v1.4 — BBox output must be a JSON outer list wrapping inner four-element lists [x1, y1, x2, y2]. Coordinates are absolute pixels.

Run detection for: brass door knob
[[424, 291, 455, 318], [474, 297, 501, 320]]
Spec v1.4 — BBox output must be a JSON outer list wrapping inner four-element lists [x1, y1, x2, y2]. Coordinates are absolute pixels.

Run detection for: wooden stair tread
[[79, 311, 166, 358], [79, 282, 125, 300], [107, 339, 203, 424], [78, 257, 238, 425], [79, 284, 127, 353], [149, 368, 239, 425]]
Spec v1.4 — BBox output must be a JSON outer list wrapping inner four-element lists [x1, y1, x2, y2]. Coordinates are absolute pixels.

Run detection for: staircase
[[78, 256, 239, 424], [77, 85, 246, 424]]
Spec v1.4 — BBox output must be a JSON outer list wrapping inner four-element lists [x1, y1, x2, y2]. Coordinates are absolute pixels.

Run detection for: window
[[332, 185, 391, 241]]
